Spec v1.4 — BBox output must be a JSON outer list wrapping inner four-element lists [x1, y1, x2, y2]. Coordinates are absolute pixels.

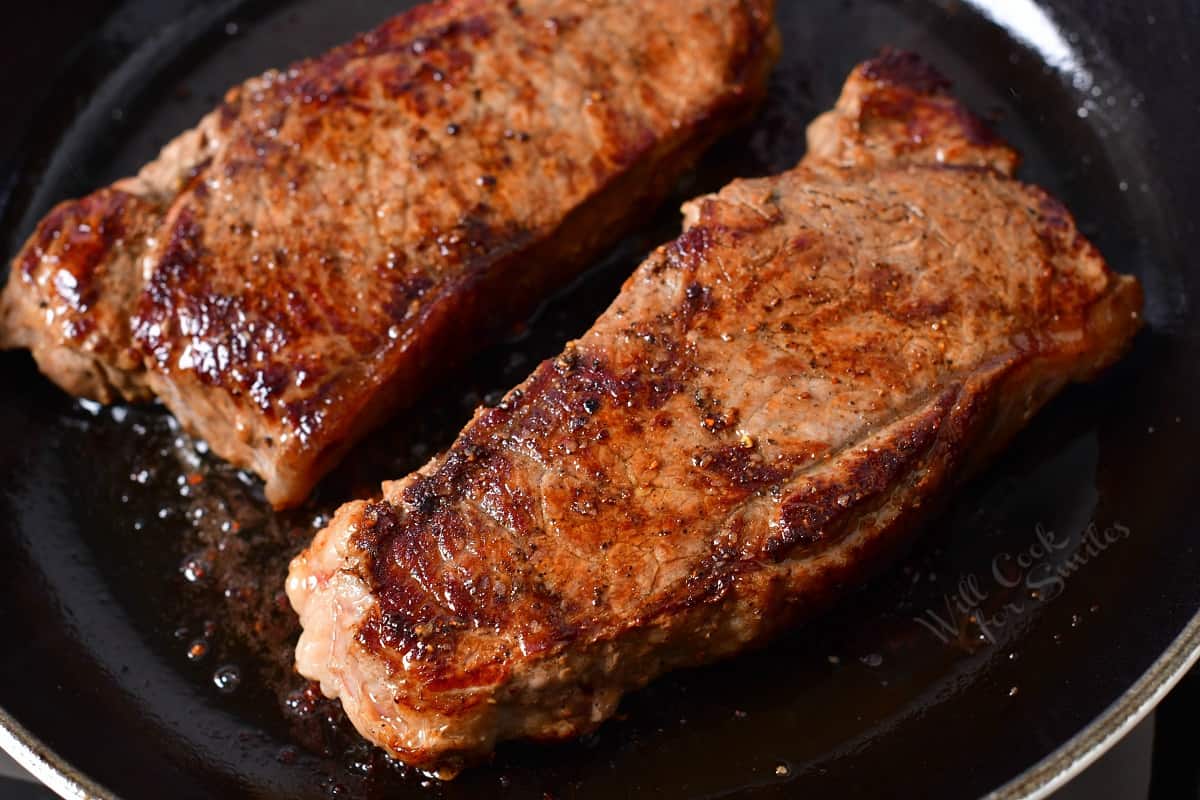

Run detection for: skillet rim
[[1, 0, 1197, 797], [3, 603, 1199, 798]]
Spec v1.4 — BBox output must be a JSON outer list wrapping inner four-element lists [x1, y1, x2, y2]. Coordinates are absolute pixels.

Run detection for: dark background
[[0, 2, 1197, 798]]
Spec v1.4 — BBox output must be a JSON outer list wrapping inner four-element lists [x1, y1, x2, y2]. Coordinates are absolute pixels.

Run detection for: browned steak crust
[[287, 52, 1142, 775], [0, 0, 779, 507]]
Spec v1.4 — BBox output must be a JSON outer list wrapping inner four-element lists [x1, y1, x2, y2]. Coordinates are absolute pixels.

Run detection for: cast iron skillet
[[1, 1, 1197, 798]]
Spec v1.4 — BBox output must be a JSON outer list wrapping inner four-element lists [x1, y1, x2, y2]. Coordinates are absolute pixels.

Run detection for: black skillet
[[2, 1, 1198, 798]]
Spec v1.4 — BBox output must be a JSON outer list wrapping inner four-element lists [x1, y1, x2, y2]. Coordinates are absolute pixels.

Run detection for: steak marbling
[[287, 52, 1143, 775], [0, 0, 778, 507]]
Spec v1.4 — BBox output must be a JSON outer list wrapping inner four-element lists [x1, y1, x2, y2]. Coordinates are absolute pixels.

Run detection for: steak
[[0, 0, 779, 508], [287, 51, 1142, 775]]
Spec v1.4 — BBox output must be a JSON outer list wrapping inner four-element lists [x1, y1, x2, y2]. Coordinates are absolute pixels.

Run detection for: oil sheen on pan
[[0, 1, 1196, 799]]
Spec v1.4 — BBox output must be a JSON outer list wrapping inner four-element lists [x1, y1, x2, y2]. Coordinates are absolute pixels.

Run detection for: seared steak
[[288, 51, 1142, 775], [0, 0, 778, 508]]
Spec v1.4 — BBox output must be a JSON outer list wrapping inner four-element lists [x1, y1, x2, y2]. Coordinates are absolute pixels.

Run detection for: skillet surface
[[1, 1, 1198, 798]]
